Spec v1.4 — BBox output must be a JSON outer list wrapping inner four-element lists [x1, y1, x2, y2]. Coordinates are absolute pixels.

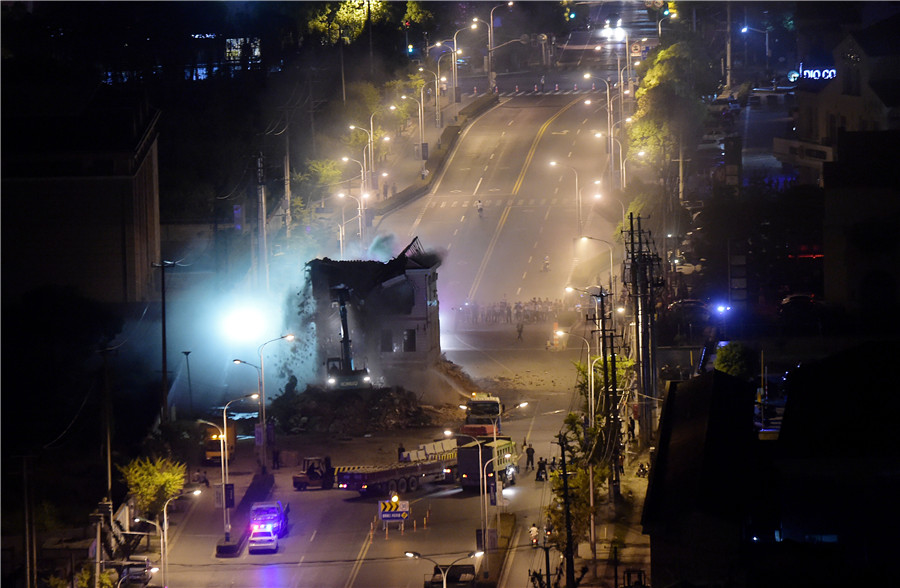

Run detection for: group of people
[[454, 298, 565, 325], [525, 443, 557, 482]]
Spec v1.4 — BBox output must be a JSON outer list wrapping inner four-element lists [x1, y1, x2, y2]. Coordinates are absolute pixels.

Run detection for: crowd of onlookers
[[452, 298, 566, 324]]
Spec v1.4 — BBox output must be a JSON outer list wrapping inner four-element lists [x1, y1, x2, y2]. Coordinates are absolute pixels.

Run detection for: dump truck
[[459, 393, 503, 437], [335, 439, 457, 495], [201, 421, 236, 463], [456, 436, 519, 491]]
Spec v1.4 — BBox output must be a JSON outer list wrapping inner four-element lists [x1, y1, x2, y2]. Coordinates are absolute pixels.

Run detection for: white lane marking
[[309, 530, 316, 543], [474, 177, 484, 195]]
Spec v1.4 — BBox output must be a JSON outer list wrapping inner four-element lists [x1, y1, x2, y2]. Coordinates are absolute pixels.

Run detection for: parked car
[[248, 529, 278, 553], [117, 559, 157, 587]]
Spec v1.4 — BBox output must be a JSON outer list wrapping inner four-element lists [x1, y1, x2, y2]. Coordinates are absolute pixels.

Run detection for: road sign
[[379, 500, 410, 521]]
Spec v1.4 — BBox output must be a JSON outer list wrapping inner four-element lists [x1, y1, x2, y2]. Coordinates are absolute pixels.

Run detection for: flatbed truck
[[335, 439, 457, 495]]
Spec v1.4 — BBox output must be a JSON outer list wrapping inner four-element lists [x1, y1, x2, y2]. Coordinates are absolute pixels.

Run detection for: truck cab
[[249, 501, 289, 537]]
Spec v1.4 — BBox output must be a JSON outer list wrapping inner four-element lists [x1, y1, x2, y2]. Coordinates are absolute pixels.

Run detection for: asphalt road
[[163, 91, 625, 587]]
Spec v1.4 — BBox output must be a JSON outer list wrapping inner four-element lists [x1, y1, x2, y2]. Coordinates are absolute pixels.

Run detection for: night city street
[[3, 2, 900, 587]]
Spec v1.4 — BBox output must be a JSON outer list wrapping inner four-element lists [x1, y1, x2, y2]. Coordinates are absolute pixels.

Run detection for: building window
[[403, 329, 416, 352]]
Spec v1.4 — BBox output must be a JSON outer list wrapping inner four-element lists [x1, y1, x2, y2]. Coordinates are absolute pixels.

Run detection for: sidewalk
[[372, 89, 481, 211]]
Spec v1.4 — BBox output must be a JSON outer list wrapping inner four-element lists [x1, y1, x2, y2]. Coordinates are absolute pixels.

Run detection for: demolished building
[[305, 237, 442, 386]]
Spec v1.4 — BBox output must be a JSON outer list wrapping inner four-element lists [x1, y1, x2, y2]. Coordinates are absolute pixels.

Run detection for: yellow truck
[[202, 421, 236, 463]]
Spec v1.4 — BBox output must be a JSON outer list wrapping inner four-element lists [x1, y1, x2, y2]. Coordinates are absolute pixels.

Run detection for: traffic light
[[407, 44, 413, 54]]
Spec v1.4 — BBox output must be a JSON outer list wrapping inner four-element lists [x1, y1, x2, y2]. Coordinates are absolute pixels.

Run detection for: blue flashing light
[[569, 12, 576, 19]]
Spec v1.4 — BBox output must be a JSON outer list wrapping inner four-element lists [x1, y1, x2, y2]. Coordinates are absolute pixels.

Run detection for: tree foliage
[[306, 1, 391, 45], [117, 457, 186, 519], [75, 565, 115, 588], [629, 40, 717, 171], [714, 342, 756, 380]]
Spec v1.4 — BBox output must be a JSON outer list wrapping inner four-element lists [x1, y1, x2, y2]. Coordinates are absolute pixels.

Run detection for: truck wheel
[[407, 476, 419, 492], [387, 480, 398, 494], [397, 478, 408, 493]]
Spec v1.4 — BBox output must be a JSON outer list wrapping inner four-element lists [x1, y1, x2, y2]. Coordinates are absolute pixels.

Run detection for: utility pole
[[256, 152, 269, 292], [154, 260, 175, 423], [557, 434, 576, 588], [726, 2, 733, 89], [283, 121, 292, 238], [182, 351, 194, 418]]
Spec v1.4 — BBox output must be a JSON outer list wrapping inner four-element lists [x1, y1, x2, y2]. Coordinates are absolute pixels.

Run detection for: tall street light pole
[[452, 23, 478, 105], [338, 191, 368, 248], [232, 334, 294, 473], [446, 430, 484, 551], [161, 490, 201, 588], [584, 74, 614, 181], [580, 236, 616, 291], [622, 150, 645, 189], [555, 329, 597, 571], [487, 2, 513, 91], [196, 419, 228, 542], [419, 67, 441, 127], [402, 94, 426, 172], [256, 334, 293, 472], [405, 551, 483, 588], [549, 161, 581, 234], [741, 25, 771, 70], [220, 393, 258, 542]]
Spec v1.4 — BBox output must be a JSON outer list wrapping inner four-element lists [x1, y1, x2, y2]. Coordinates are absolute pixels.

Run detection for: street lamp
[[452, 23, 478, 104], [161, 489, 201, 588], [401, 94, 426, 165], [405, 551, 484, 588], [132, 517, 162, 582], [741, 25, 771, 70], [232, 333, 294, 472], [549, 161, 581, 234], [658, 13, 677, 38], [578, 236, 616, 292], [621, 150, 645, 189], [474, 2, 514, 92], [217, 393, 258, 542], [555, 328, 601, 573], [593, 190, 627, 228], [367, 106, 396, 191], [445, 430, 485, 550], [583, 73, 614, 180], [196, 419, 228, 542], [338, 190, 369, 247], [419, 67, 442, 127]]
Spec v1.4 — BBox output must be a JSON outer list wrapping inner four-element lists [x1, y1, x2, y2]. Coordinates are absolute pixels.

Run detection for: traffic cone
[[534, 84, 538, 92], [555, 83, 559, 91], [592, 82, 596, 91], [473, 86, 477, 95], [515, 85, 519, 92], [574, 83, 578, 91]]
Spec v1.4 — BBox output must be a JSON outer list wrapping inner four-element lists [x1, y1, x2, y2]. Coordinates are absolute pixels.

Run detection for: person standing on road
[[516, 322, 524, 341], [526, 444, 535, 471]]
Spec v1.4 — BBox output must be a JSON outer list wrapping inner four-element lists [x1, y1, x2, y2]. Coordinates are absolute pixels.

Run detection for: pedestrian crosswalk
[[468, 88, 609, 98], [425, 196, 571, 209]]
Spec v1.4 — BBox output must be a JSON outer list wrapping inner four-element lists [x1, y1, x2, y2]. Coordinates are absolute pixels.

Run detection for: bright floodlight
[[221, 305, 268, 342]]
